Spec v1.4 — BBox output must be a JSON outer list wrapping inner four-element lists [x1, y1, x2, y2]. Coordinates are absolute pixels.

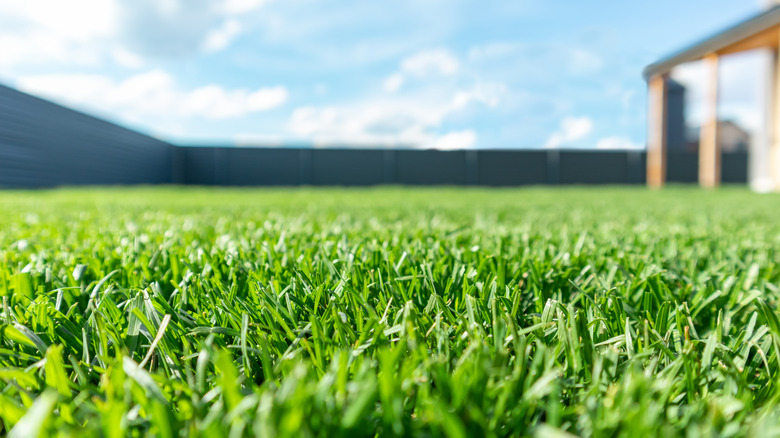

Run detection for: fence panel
[[559, 151, 632, 184], [395, 150, 468, 185], [311, 149, 385, 186], [0, 84, 173, 188], [477, 150, 548, 186]]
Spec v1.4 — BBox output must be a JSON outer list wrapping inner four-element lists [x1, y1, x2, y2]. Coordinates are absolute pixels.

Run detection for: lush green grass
[[2, 187, 780, 437]]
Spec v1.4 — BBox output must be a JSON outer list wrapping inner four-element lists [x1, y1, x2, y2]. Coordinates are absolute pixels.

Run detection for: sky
[[0, 0, 770, 149]]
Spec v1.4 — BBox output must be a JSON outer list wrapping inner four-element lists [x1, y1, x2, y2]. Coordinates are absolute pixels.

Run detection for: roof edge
[[643, 5, 780, 80]]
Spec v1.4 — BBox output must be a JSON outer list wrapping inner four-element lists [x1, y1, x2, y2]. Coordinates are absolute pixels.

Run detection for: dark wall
[[0, 83, 749, 187], [477, 150, 548, 186], [560, 151, 631, 185], [0, 84, 173, 188], [174, 146, 748, 187], [667, 151, 699, 183], [395, 150, 468, 185], [721, 151, 748, 183], [311, 149, 385, 186]]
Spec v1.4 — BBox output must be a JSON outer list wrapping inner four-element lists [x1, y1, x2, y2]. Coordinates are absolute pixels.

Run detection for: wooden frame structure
[[643, 5, 780, 189]]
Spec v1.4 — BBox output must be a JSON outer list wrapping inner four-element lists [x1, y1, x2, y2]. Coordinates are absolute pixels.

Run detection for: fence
[[0, 84, 173, 188], [0, 83, 750, 188], [174, 146, 749, 186]]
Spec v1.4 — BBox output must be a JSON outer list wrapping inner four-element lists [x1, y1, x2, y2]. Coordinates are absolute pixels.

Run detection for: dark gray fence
[[0, 84, 174, 188], [175, 146, 748, 186], [0, 82, 749, 188]]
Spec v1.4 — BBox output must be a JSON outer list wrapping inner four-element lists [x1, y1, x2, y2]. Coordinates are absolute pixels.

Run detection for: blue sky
[[0, 0, 767, 148]]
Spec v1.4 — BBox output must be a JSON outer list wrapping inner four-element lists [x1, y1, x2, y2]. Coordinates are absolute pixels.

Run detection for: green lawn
[[1, 187, 780, 436]]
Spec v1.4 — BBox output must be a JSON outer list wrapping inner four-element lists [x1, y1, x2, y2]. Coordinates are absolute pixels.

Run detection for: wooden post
[[748, 48, 774, 192], [647, 74, 668, 188], [771, 41, 780, 191], [699, 53, 720, 188]]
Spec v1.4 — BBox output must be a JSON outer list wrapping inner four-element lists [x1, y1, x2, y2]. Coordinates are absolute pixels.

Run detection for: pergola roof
[[643, 5, 780, 80]]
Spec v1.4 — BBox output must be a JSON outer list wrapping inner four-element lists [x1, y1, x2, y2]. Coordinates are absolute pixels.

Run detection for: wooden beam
[[699, 53, 720, 188], [718, 25, 780, 56], [647, 74, 668, 188]]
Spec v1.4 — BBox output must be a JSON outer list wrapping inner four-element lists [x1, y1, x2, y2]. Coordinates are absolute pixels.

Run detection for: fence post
[[214, 147, 228, 185], [466, 150, 479, 185], [383, 149, 396, 184], [299, 148, 312, 186], [546, 149, 560, 184], [627, 150, 642, 184], [171, 146, 186, 184]]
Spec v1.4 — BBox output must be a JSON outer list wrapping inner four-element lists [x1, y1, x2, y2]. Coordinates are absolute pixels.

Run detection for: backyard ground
[[1, 186, 780, 436]]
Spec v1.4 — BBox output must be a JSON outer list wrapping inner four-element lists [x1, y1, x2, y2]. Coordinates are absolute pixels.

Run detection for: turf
[[1, 186, 780, 437]]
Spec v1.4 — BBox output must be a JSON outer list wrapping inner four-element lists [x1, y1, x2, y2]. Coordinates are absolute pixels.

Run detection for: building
[[643, 4, 780, 190]]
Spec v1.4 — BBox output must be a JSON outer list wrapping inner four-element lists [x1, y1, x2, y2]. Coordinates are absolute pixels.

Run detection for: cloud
[[401, 49, 459, 77], [288, 103, 443, 146], [202, 19, 242, 53], [16, 70, 287, 123], [288, 95, 476, 148], [0, 0, 267, 71], [111, 46, 145, 69], [468, 42, 604, 77], [433, 130, 477, 150], [381, 49, 460, 94], [184, 84, 287, 118], [233, 133, 285, 146], [383, 73, 405, 93], [117, 0, 228, 58], [290, 45, 505, 148], [0, 0, 117, 42], [595, 136, 642, 149], [451, 82, 507, 109], [0, 0, 115, 68], [222, 0, 270, 14], [544, 116, 593, 148]]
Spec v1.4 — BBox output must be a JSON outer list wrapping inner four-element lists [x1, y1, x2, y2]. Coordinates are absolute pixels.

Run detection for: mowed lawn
[[2, 186, 780, 437]]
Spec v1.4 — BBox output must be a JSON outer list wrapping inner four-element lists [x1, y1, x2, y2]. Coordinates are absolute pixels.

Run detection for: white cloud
[[596, 136, 641, 150], [433, 130, 477, 150], [289, 103, 440, 146], [0, 0, 117, 42], [288, 97, 464, 147], [0, 33, 72, 67], [184, 84, 287, 118], [401, 49, 459, 77], [291, 43, 506, 149], [16, 70, 287, 123], [223, 0, 270, 14], [0, 0, 116, 69], [234, 133, 284, 146], [451, 82, 507, 109], [468, 42, 604, 77], [111, 46, 145, 69], [568, 48, 604, 75], [383, 73, 405, 93], [0, 0, 118, 68], [288, 72, 502, 149], [544, 116, 593, 148], [381, 49, 460, 93], [0, 0, 265, 71], [202, 19, 242, 53]]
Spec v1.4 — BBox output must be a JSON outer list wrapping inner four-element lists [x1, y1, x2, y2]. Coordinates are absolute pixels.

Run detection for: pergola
[[644, 5, 780, 189]]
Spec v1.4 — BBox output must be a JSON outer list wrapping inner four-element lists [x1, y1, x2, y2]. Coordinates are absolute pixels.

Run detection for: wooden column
[[699, 53, 720, 188], [771, 40, 780, 190], [748, 48, 774, 192], [647, 74, 668, 188]]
